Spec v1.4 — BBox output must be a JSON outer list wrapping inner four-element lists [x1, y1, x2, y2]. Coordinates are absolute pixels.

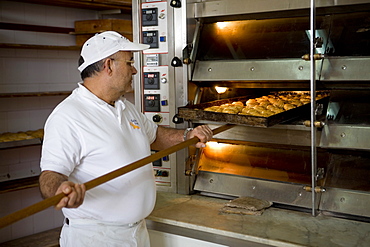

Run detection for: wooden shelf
[[12, 0, 132, 14], [0, 138, 42, 150], [0, 43, 80, 50], [0, 176, 39, 194], [0, 22, 75, 34], [0, 22, 81, 50], [0, 91, 71, 98]]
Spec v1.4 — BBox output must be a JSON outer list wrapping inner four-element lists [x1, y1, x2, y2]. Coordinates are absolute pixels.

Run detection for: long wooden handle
[[0, 124, 235, 229]]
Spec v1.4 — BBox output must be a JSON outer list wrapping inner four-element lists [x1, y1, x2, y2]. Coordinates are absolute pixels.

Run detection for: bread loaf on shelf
[[0, 129, 44, 143]]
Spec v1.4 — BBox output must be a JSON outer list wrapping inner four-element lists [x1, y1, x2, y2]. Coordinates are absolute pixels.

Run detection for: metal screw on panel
[[340, 197, 345, 202], [208, 68, 212, 72], [298, 192, 303, 197], [298, 66, 304, 71], [340, 132, 346, 138], [209, 179, 214, 183], [252, 186, 256, 190], [250, 67, 255, 71], [342, 65, 347, 70]]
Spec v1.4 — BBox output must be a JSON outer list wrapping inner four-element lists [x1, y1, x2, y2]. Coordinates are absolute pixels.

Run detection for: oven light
[[216, 22, 228, 29], [215, 86, 228, 94], [216, 21, 229, 29], [206, 141, 229, 150]]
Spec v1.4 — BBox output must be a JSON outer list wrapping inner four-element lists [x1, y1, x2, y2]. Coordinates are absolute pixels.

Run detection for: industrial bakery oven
[[133, 0, 370, 220]]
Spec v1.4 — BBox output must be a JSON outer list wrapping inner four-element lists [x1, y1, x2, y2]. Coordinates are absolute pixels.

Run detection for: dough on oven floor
[[219, 196, 272, 216]]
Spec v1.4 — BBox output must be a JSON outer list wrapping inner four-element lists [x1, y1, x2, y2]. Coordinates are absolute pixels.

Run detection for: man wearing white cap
[[39, 31, 212, 247]]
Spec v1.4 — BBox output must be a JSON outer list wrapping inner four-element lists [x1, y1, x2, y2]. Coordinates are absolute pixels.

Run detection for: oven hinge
[[303, 168, 326, 193], [185, 154, 197, 176], [303, 186, 326, 193]]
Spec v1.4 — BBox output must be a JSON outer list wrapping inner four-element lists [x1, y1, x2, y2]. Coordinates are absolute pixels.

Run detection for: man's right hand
[[39, 170, 86, 210], [55, 181, 86, 210]]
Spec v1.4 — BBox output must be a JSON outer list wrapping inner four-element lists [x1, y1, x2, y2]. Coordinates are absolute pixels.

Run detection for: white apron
[[60, 218, 150, 247]]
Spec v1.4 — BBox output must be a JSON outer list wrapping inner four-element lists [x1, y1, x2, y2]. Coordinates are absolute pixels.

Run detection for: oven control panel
[[152, 154, 171, 186], [142, 1, 168, 54], [142, 7, 158, 26], [141, 1, 173, 189], [144, 71, 160, 89], [143, 66, 170, 125]]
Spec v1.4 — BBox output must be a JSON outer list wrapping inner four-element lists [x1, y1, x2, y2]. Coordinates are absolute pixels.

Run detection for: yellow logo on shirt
[[130, 120, 140, 129]]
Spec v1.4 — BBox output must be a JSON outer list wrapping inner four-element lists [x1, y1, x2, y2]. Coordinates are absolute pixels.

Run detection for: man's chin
[[126, 86, 134, 94]]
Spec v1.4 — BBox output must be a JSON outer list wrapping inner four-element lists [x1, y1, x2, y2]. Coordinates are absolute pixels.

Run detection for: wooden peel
[[0, 124, 235, 229]]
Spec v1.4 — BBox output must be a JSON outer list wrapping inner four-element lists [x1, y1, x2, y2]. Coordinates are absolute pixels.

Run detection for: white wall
[[0, 0, 99, 243]]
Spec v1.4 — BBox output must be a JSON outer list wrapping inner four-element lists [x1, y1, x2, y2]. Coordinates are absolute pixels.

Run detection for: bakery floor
[[146, 191, 370, 247]]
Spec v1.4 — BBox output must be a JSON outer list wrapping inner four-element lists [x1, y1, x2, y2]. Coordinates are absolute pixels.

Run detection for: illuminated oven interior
[[198, 140, 329, 185]]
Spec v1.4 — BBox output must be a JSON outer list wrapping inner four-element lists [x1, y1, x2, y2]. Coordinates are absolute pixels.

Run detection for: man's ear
[[104, 58, 114, 75]]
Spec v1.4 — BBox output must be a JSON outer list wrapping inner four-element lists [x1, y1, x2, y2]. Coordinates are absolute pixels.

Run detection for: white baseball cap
[[78, 31, 150, 72]]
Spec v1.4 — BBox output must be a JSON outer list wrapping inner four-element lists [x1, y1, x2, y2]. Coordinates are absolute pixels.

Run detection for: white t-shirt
[[40, 83, 158, 224]]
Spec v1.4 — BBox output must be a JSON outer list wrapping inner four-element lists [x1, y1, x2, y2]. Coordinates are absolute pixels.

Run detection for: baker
[[39, 31, 213, 247]]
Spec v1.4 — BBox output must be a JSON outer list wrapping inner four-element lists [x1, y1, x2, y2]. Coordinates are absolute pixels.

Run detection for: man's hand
[[39, 170, 86, 210], [151, 125, 213, 150], [187, 125, 213, 148], [55, 181, 86, 210]]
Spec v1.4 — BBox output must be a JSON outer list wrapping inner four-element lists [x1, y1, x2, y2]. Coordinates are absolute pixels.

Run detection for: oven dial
[[148, 77, 155, 84], [147, 36, 153, 44], [146, 14, 153, 21], [152, 114, 163, 123]]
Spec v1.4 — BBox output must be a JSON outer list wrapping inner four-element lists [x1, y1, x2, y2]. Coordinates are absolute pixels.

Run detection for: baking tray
[[178, 94, 329, 128], [0, 138, 42, 149]]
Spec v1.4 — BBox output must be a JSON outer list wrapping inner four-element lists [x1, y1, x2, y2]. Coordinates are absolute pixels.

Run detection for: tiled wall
[[0, 187, 65, 243], [0, 0, 99, 243], [0, 49, 80, 93]]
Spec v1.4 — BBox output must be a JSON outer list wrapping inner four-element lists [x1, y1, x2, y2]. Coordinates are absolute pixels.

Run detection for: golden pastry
[[284, 104, 296, 111]]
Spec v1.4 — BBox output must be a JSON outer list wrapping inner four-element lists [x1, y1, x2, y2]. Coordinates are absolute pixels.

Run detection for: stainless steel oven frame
[[133, 0, 370, 219]]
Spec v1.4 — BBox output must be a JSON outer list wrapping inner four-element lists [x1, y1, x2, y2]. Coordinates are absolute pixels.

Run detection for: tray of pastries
[[0, 129, 44, 149], [178, 91, 329, 127]]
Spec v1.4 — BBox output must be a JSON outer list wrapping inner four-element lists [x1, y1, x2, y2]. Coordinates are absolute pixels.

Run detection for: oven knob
[[148, 100, 155, 107], [172, 114, 184, 124], [161, 77, 167, 84], [146, 14, 153, 21], [147, 36, 153, 44], [171, 57, 182, 67], [148, 78, 155, 84], [153, 114, 163, 123], [170, 0, 181, 8]]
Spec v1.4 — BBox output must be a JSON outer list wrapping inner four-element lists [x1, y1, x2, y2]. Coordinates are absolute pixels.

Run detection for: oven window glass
[[197, 11, 370, 61], [197, 17, 311, 60], [197, 141, 328, 185]]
